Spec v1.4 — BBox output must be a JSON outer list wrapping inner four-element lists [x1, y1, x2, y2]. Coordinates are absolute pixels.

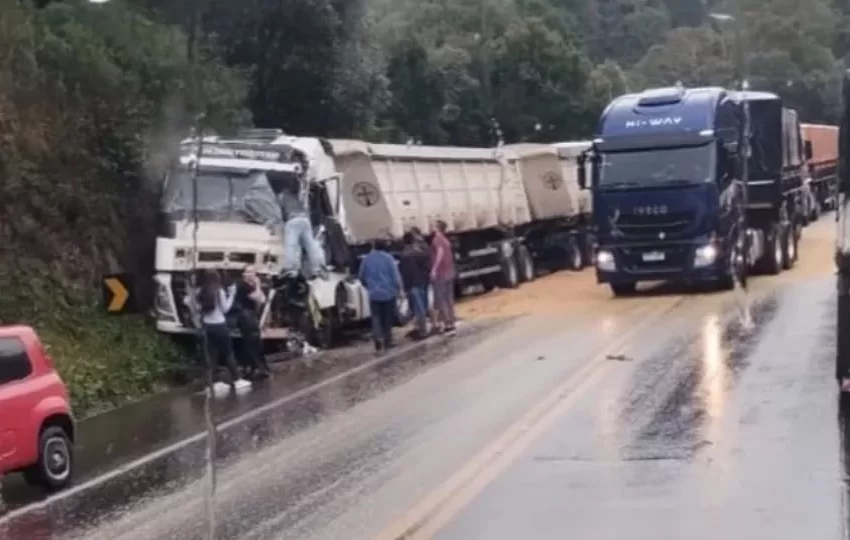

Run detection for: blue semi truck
[[578, 85, 809, 296]]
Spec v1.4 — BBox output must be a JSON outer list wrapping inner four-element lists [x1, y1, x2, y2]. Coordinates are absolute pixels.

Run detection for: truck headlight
[[693, 244, 718, 268], [155, 283, 176, 319], [596, 250, 616, 271]]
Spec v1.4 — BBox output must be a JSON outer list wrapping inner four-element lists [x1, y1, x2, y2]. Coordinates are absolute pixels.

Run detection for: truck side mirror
[[804, 140, 813, 161]]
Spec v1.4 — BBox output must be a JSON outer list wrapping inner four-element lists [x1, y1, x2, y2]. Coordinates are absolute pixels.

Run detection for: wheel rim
[[788, 233, 796, 261], [44, 437, 70, 482], [509, 260, 518, 285]]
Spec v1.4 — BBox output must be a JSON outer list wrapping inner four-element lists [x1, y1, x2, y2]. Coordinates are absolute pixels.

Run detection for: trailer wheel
[[567, 237, 584, 271], [499, 253, 520, 289], [480, 276, 496, 293], [610, 282, 636, 297], [517, 245, 535, 283]]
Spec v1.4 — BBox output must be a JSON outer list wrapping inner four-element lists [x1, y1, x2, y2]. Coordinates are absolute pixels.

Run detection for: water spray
[[188, 112, 218, 540]]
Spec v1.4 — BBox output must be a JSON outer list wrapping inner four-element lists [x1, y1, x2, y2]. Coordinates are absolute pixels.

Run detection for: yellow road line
[[373, 294, 686, 540]]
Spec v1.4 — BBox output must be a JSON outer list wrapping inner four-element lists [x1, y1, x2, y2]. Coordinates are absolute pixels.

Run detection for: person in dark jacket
[[399, 231, 431, 338], [233, 265, 271, 380], [410, 226, 435, 328], [357, 237, 403, 352]]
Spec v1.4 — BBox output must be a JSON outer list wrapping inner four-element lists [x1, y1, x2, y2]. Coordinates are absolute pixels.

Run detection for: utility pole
[[710, 11, 750, 290]]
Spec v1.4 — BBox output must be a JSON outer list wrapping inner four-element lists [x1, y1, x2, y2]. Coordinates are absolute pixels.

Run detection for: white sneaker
[[209, 381, 231, 398], [233, 379, 253, 394]]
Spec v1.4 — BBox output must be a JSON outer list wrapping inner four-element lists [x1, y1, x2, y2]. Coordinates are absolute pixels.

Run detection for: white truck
[[153, 131, 593, 348], [152, 129, 319, 341]]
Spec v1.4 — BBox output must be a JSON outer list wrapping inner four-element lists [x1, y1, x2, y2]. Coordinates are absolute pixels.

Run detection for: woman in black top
[[234, 265, 271, 379]]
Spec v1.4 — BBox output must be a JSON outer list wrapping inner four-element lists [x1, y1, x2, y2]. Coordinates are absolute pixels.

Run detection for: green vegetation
[[0, 0, 248, 416], [0, 0, 845, 415]]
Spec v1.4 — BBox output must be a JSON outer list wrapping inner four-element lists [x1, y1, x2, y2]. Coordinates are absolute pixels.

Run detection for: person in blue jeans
[[358, 238, 403, 352], [276, 175, 328, 280], [398, 231, 431, 339]]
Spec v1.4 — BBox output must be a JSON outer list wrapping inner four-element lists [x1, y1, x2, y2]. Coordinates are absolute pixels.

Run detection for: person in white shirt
[[196, 270, 251, 392]]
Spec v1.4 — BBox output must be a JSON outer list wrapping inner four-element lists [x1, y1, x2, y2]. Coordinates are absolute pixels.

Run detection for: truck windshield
[[162, 170, 260, 222], [599, 143, 715, 188]]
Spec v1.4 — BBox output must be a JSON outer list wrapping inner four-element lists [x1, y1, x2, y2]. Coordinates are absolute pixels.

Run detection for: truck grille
[[620, 245, 690, 273], [614, 211, 696, 240]]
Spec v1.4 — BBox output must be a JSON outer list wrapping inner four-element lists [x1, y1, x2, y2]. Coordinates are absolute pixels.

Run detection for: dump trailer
[[801, 123, 838, 218], [328, 140, 593, 298], [580, 85, 807, 296]]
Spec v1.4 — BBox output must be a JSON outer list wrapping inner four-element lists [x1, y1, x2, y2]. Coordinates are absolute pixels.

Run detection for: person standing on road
[[430, 220, 457, 336], [234, 265, 271, 380], [411, 226, 437, 329], [399, 231, 431, 339], [196, 270, 251, 393], [358, 237, 403, 352]]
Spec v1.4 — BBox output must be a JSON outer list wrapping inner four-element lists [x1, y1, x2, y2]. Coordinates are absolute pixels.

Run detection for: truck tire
[[762, 224, 784, 275], [610, 283, 636, 297], [717, 236, 746, 291], [24, 425, 73, 492], [310, 310, 337, 348], [783, 223, 799, 270], [516, 245, 535, 283], [716, 252, 735, 291], [481, 276, 496, 293], [499, 253, 520, 289], [567, 237, 584, 271]]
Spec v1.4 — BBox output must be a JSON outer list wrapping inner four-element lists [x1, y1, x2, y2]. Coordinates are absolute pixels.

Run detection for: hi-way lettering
[[625, 116, 683, 128]]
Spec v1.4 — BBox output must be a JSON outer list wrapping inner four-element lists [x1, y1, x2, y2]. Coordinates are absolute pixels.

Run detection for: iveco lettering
[[578, 85, 808, 296]]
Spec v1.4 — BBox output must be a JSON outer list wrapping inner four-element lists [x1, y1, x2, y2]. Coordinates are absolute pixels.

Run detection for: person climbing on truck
[[274, 173, 328, 280]]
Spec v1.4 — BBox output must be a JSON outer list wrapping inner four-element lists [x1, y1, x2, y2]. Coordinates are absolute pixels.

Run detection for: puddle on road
[[618, 293, 780, 462], [731, 274, 755, 332]]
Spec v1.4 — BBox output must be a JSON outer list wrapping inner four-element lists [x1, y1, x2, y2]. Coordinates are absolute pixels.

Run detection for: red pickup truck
[[0, 325, 75, 491]]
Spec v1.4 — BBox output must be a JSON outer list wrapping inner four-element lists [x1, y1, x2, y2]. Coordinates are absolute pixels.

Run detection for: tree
[[630, 27, 733, 89], [0, 0, 249, 413], [488, 16, 595, 142]]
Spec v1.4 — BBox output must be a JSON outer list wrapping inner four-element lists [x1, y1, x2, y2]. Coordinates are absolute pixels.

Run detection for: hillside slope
[[0, 0, 249, 416]]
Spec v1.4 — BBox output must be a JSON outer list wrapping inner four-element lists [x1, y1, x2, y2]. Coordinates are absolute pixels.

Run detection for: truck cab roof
[[597, 86, 730, 150], [178, 134, 341, 185]]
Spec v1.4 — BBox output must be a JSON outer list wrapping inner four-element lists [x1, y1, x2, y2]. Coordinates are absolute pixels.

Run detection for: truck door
[[0, 336, 35, 471]]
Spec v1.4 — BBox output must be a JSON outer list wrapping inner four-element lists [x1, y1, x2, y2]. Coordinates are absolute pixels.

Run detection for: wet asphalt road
[[0, 217, 845, 540]]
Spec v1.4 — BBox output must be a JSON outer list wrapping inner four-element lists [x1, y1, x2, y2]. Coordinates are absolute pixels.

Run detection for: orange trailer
[[801, 123, 838, 212]]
